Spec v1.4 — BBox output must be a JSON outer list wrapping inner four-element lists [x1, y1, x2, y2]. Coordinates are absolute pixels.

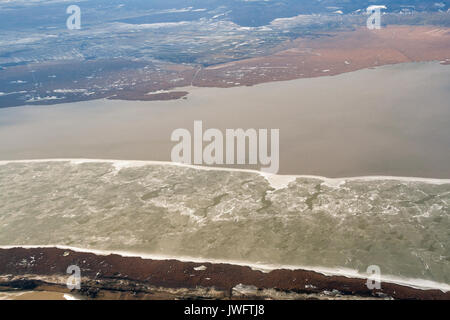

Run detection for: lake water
[[1, 61, 449, 178]]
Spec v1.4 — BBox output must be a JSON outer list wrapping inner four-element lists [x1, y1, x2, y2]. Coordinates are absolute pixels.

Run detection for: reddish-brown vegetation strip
[[0, 247, 449, 300], [195, 25, 450, 88]]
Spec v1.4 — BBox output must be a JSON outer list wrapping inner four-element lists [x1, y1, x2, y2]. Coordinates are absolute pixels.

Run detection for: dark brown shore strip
[[0, 248, 448, 300]]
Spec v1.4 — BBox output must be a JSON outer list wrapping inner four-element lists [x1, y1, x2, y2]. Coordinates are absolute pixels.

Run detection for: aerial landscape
[[0, 0, 449, 304]]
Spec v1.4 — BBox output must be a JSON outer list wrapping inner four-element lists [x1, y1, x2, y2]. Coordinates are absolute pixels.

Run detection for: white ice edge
[[1, 158, 450, 190], [1, 245, 449, 293]]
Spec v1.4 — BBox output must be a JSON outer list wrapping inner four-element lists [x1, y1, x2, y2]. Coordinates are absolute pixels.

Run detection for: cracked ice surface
[[0, 161, 449, 284]]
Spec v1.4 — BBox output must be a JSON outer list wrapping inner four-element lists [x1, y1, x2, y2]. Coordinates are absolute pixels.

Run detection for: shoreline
[[1, 245, 449, 293], [1, 247, 449, 300], [1, 25, 449, 109], [2, 61, 449, 110]]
